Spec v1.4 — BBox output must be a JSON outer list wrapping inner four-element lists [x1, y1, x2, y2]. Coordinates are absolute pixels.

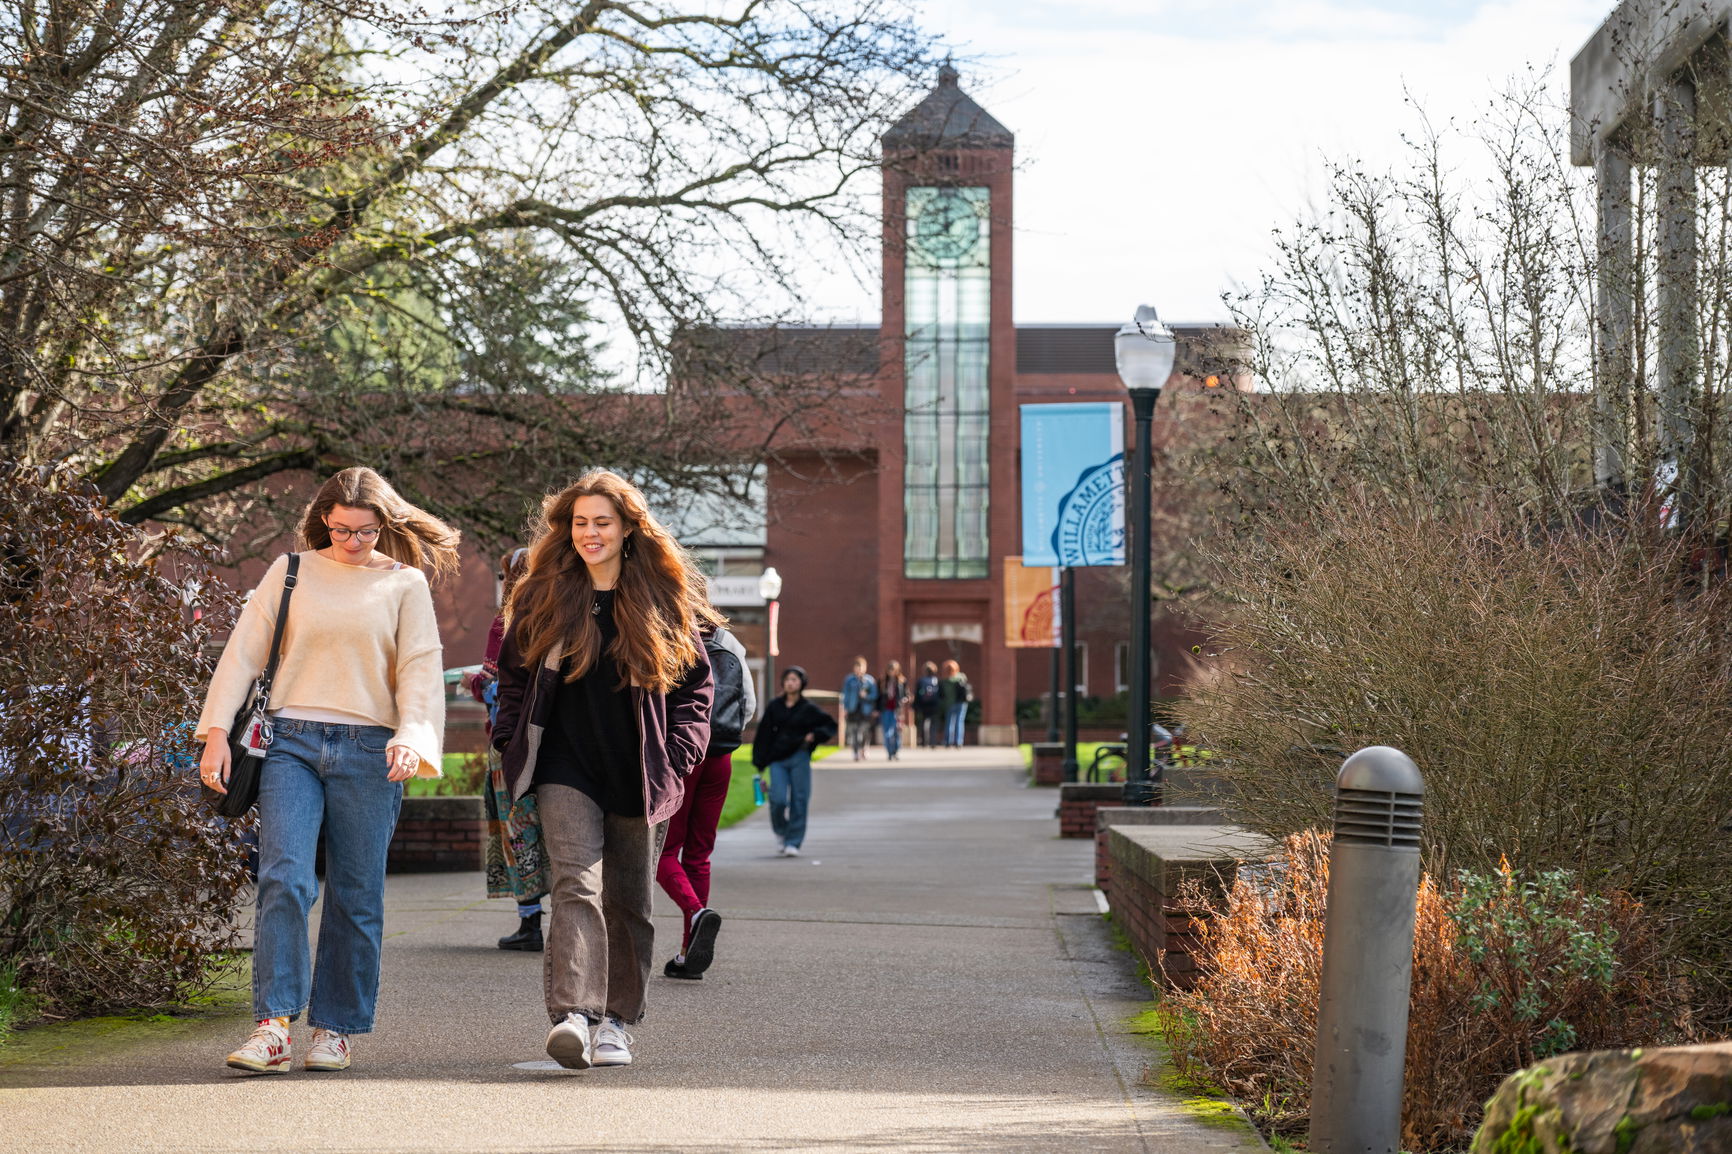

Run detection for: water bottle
[[752, 775, 766, 806]]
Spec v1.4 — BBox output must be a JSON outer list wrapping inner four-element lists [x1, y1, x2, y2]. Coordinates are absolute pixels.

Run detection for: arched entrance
[[909, 622, 983, 744]]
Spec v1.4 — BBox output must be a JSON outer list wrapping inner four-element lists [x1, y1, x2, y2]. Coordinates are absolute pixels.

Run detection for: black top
[[751, 695, 839, 768], [531, 590, 643, 816]]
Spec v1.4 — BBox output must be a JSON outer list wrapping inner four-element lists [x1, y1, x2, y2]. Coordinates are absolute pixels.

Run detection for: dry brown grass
[[1158, 832, 1693, 1152]]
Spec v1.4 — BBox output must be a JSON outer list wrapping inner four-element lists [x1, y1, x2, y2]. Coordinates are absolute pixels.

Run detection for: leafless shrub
[[1173, 498, 1732, 1017]]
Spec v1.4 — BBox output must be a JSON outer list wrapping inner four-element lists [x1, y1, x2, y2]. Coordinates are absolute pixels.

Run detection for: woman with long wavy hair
[[493, 469, 713, 1070], [195, 466, 458, 1074]]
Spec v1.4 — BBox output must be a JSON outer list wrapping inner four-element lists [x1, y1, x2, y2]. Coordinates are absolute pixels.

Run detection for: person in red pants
[[659, 624, 754, 979]]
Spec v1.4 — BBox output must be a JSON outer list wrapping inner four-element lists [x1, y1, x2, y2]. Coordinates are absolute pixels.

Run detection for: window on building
[[1073, 641, 1088, 697], [1115, 641, 1129, 694], [903, 185, 991, 579]]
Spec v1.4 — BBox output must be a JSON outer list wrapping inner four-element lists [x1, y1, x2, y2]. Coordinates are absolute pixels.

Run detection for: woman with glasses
[[196, 466, 458, 1074], [493, 469, 713, 1070]]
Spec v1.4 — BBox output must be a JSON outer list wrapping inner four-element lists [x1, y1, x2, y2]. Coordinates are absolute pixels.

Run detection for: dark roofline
[[882, 63, 1013, 151]]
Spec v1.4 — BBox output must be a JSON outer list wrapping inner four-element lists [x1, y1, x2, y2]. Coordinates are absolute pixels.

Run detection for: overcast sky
[[798, 0, 1616, 328]]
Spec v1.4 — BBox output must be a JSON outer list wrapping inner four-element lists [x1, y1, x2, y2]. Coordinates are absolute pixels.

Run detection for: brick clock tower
[[877, 65, 1019, 744]]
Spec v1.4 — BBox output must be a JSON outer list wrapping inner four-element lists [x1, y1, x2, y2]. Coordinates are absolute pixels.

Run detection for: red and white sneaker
[[226, 1019, 291, 1074], [304, 1028, 351, 1072]]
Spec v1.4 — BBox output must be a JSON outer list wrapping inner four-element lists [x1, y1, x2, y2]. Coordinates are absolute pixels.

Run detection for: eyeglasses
[[327, 526, 381, 542]]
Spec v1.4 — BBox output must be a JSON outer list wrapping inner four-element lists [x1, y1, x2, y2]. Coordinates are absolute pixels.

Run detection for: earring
[[623, 536, 634, 559]]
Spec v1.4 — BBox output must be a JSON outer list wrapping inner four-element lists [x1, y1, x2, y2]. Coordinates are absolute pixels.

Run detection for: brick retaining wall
[[1030, 742, 1064, 786], [1058, 782, 1125, 838], [1105, 824, 1271, 988], [388, 795, 484, 873], [1093, 806, 1224, 891]]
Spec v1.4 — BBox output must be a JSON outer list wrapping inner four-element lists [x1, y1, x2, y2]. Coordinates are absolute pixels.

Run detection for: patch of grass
[[0, 953, 249, 1064], [405, 751, 489, 797], [717, 748, 763, 830], [1128, 1005, 1262, 1137], [0, 965, 34, 1048], [718, 745, 838, 830], [1017, 742, 1113, 778]]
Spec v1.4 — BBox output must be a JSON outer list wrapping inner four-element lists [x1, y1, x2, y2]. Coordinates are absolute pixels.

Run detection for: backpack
[[703, 627, 755, 757]]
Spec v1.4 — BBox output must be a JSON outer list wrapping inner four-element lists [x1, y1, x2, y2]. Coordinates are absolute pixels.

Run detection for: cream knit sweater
[[195, 550, 446, 776]]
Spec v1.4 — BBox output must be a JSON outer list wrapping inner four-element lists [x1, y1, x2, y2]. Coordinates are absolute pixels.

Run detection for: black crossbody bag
[[204, 554, 299, 818]]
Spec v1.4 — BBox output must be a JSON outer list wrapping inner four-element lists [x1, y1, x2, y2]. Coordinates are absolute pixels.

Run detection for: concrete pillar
[[1593, 143, 1632, 493], [1654, 72, 1698, 523]]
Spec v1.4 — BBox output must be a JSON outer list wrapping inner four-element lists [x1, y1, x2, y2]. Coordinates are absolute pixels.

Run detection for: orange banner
[[1004, 557, 1060, 648]]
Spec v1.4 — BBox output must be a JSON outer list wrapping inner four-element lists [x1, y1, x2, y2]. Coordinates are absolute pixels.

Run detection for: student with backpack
[[939, 659, 973, 747], [841, 656, 878, 761], [913, 661, 941, 748], [658, 624, 755, 980]]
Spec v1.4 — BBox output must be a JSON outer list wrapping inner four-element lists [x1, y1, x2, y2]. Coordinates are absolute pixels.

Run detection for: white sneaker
[[304, 1028, 351, 1072], [592, 1015, 634, 1067], [226, 1019, 291, 1074], [546, 1012, 592, 1069], [782, 844, 801, 857]]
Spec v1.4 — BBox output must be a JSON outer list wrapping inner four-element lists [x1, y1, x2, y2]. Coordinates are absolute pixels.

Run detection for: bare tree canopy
[[1, 0, 935, 544], [1201, 72, 1732, 544]]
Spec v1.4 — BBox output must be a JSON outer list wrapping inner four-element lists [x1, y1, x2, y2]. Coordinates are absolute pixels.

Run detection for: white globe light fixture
[[1114, 304, 1177, 396], [757, 566, 783, 602], [1113, 304, 1177, 805]]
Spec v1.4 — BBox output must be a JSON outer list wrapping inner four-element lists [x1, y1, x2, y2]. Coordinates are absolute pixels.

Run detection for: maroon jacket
[[492, 622, 713, 824]]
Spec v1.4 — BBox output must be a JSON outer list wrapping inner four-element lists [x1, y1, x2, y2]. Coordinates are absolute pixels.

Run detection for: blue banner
[[1020, 402, 1125, 567]]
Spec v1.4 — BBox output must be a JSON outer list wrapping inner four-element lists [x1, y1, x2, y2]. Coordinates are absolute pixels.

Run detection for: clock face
[[912, 190, 983, 264]]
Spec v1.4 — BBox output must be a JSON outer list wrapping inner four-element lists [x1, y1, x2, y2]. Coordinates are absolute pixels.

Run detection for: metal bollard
[[1309, 746, 1425, 1154]]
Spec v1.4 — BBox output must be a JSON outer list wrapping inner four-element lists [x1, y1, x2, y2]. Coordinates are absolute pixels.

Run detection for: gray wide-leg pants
[[535, 783, 665, 1025]]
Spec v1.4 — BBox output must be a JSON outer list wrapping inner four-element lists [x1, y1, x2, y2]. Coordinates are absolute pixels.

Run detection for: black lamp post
[[1114, 305, 1176, 806], [758, 565, 783, 715], [1060, 566, 1078, 781], [1046, 644, 1060, 743]]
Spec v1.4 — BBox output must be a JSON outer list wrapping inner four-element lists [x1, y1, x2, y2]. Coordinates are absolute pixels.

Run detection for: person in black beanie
[[750, 666, 836, 857]]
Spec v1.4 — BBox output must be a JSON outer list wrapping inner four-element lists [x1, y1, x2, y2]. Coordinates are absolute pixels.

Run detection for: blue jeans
[[767, 750, 813, 850], [880, 711, 901, 758], [254, 719, 403, 1033], [945, 703, 968, 746]]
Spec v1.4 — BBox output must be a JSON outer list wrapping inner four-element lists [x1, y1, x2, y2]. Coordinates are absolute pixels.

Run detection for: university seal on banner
[[1050, 454, 1125, 566]]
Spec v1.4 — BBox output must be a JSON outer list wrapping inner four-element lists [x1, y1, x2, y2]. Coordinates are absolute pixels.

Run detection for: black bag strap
[[255, 553, 300, 700]]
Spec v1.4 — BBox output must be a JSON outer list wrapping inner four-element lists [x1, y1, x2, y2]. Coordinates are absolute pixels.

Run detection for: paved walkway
[[0, 746, 1264, 1152]]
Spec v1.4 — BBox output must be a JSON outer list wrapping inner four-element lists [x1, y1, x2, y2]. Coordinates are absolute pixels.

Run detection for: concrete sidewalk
[[0, 746, 1265, 1153]]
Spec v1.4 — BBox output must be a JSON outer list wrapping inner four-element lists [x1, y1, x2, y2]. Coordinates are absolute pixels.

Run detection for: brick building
[[219, 66, 1240, 747], [690, 65, 1241, 743]]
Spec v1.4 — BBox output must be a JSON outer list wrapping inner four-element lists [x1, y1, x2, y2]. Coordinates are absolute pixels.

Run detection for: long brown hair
[[499, 546, 529, 605], [297, 466, 460, 579], [882, 659, 905, 692], [508, 470, 708, 693]]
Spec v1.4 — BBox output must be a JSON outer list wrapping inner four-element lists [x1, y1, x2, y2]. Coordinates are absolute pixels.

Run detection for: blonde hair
[[298, 467, 460, 579]]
